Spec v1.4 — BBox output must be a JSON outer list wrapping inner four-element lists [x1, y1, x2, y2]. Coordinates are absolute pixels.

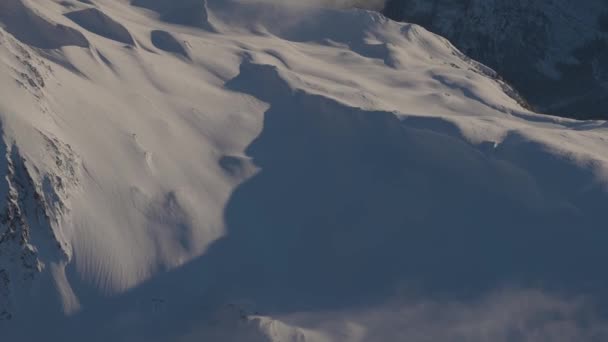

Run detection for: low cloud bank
[[276, 289, 608, 342], [235, 0, 387, 10]]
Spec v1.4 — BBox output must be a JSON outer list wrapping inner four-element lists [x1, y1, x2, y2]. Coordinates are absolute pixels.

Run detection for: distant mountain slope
[[384, 0, 608, 119], [1, 1, 608, 341]]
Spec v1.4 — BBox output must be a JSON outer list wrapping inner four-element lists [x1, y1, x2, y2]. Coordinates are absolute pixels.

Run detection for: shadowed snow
[[1, 0, 608, 341]]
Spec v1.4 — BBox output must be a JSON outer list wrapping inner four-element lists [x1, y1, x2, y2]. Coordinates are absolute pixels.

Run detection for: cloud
[[299, 0, 387, 9], [272, 289, 608, 342], [233, 0, 387, 10]]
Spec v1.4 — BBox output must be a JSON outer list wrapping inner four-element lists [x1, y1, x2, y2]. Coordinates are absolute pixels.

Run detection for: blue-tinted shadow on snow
[[30, 59, 608, 341], [206, 60, 608, 312]]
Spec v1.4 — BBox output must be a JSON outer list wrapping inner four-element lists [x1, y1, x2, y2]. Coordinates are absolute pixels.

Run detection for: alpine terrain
[[384, 0, 608, 119], [1, 0, 608, 341]]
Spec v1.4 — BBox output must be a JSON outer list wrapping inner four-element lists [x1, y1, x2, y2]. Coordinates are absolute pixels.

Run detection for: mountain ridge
[[1, 1, 608, 340], [384, 0, 608, 119]]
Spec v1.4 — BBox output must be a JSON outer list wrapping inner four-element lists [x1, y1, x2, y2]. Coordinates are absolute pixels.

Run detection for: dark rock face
[[384, 0, 608, 119]]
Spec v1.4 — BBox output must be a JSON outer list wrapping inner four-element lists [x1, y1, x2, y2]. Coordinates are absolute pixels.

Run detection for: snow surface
[[383, 0, 608, 119], [1, 0, 608, 341]]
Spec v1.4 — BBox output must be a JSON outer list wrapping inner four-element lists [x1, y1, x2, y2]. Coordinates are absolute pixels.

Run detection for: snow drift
[[0, 0, 89, 48], [1, 0, 608, 341], [66, 8, 135, 46]]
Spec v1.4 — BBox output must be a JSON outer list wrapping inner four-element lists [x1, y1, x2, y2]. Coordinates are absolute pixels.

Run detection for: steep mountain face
[[384, 0, 608, 119], [1, 0, 608, 341]]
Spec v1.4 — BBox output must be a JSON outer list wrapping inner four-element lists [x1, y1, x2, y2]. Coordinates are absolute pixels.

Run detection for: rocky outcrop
[[0, 131, 81, 320], [0, 144, 53, 320]]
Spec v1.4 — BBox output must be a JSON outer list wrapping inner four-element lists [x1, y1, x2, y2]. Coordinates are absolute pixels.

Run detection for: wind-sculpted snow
[[150, 30, 190, 59], [0, 0, 89, 49], [132, 0, 214, 30], [1, 0, 608, 341], [66, 8, 135, 45]]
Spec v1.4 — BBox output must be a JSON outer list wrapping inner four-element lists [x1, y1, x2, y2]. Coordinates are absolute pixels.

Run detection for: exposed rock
[[0, 131, 80, 320]]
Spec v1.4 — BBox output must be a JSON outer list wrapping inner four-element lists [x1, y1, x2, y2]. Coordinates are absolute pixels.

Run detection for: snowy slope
[[1, 0, 608, 341], [383, 0, 608, 119]]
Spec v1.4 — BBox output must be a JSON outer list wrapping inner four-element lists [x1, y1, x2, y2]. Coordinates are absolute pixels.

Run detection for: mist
[[234, 0, 387, 10]]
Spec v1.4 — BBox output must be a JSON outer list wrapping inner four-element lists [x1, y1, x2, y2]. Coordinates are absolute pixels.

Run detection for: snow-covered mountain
[[384, 0, 608, 119], [1, 0, 608, 341]]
